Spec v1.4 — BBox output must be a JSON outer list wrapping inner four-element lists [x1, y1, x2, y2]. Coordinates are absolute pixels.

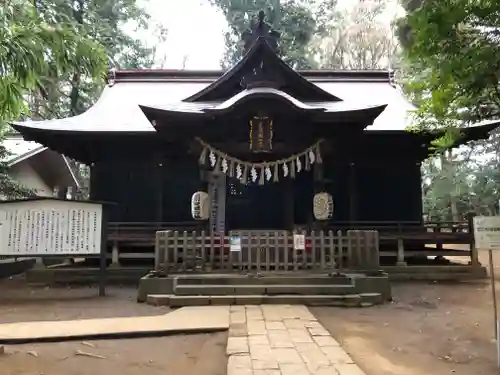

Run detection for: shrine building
[[10, 13, 499, 265]]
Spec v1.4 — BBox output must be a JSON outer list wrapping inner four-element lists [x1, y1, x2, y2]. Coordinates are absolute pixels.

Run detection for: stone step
[[146, 293, 383, 308], [388, 272, 486, 281], [174, 284, 356, 296], [174, 275, 354, 286]]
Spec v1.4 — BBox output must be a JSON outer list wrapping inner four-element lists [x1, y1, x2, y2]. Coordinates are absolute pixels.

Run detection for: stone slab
[[229, 323, 248, 337], [227, 336, 249, 355], [235, 295, 263, 305], [303, 295, 362, 307], [225, 304, 367, 375], [169, 295, 210, 307], [265, 321, 286, 330], [211, 295, 236, 305], [279, 363, 310, 375], [0, 306, 230, 344], [146, 294, 171, 306], [262, 295, 304, 305], [175, 285, 236, 295], [321, 346, 354, 364], [335, 363, 366, 375], [266, 285, 355, 295], [235, 286, 267, 295]]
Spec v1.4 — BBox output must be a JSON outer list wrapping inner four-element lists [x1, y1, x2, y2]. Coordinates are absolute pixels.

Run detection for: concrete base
[[0, 258, 35, 279], [137, 272, 391, 307], [146, 293, 384, 307], [26, 267, 148, 285], [24, 264, 488, 287], [383, 265, 487, 281]]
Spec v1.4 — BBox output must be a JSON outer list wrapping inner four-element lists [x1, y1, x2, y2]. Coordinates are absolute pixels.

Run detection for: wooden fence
[[155, 230, 379, 273]]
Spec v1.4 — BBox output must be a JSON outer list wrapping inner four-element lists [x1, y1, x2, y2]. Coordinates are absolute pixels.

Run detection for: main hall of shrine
[[11, 12, 499, 235]]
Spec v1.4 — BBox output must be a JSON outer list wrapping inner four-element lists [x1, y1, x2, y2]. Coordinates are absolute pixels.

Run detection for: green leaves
[[398, 0, 500, 127], [0, 0, 108, 199], [399, 0, 500, 217], [210, 0, 320, 69], [0, 1, 107, 123]]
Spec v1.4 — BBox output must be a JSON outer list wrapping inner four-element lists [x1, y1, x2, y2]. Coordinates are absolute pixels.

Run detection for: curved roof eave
[[10, 85, 156, 133], [183, 38, 340, 103], [452, 120, 500, 145], [139, 88, 388, 120]]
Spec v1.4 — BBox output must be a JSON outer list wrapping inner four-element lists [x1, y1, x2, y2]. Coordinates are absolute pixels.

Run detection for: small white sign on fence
[[230, 236, 241, 252], [474, 216, 500, 250], [293, 234, 305, 250]]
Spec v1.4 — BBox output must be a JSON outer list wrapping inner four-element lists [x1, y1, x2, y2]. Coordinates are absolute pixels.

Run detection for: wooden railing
[[96, 219, 478, 267], [107, 221, 203, 243], [323, 219, 476, 264], [155, 230, 380, 273]]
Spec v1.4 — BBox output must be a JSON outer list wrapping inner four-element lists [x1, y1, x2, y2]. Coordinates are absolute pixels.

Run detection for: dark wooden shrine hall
[[11, 12, 500, 234]]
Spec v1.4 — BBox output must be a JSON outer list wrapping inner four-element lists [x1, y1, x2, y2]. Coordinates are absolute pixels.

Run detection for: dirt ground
[[314, 249, 500, 375], [1, 249, 500, 375], [0, 279, 227, 375]]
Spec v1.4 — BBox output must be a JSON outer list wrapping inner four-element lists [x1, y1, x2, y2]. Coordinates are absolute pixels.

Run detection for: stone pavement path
[[227, 305, 365, 375]]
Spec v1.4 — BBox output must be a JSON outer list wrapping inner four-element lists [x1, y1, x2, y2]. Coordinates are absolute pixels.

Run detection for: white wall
[[9, 162, 52, 197]]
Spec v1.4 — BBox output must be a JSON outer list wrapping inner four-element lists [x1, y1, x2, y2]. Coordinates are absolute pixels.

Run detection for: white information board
[[230, 236, 241, 252], [293, 234, 306, 250], [474, 216, 500, 250], [0, 199, 103, 256]]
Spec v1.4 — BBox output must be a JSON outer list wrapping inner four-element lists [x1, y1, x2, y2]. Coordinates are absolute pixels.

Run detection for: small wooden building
[[11, 14, 499, 240]]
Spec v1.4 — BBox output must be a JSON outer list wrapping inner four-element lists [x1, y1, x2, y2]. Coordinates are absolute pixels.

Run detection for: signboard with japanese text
[[474, 216, 500, 250]]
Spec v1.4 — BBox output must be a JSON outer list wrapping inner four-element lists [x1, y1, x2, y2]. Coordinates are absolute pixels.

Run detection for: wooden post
[[396, 223, 407, 266], [33, 257, 45, 269], [396, 239, 407, 266], [436, 222, 443, 251], [467, 212, 479, 266], [110, 240, 120, 268], [284, 179, 294, 230], [156, 154, 164, 223], [313, 162, 326, 230], [98, 204, 109, 297], [348, 162, 357, 224]]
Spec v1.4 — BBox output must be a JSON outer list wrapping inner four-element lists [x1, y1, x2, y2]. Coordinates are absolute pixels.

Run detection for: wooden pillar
[[284, 179, 294, 230], [467, 212, 480, 266], [199, 168, 210, 232], [312, 162, 326, 230], [348, 162, 357, 224], [313, 162, 324, 191], [396, 238, 407, 266], [110, 241, 120, 268], [156, 155, 164, 223]]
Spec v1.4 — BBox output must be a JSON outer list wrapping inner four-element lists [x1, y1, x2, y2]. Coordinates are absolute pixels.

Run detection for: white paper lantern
[[313, 192, 334, 221], [191, 191, 210, 220]]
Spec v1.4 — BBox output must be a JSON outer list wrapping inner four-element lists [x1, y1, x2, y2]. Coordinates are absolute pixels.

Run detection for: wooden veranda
[[105, 216, 479, 268]]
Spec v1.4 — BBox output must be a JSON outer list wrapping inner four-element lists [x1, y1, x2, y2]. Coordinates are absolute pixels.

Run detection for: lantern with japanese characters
[[313, 192, 333, 221], [191, 191, 210, 220]]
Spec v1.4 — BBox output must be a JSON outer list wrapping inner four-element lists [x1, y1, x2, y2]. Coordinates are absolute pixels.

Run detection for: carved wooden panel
[[0, 200, 103, 256]]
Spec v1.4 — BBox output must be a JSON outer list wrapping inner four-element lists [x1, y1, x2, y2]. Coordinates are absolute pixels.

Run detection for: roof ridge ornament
[[242, 10, 280, 55], [240, 10, 283, 89]]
